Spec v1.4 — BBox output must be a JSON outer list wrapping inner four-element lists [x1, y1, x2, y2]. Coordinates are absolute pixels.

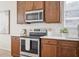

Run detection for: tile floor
[[0, 49, 11, 57]]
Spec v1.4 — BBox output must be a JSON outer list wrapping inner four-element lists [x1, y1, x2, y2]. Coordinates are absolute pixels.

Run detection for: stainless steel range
[[20, 29, 47, 57]]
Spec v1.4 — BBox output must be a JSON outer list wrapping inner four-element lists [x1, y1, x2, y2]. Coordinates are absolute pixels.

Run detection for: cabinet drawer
[[59, 40, 78, 47], [41, 39, 57, 45]]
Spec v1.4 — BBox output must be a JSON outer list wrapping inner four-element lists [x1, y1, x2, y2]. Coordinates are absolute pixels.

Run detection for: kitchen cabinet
[[17, 1, 26, 24], [33, 1, 44, 10], [41, 45, 57, 57], [17, 1, 60, 24], [58, 41, 78, 57], [45, 1, 60, 23], [41, 39, 57, 57], [40, 38, 79, 57], [25, 1, 44, 11], [25, 1, 34, 11], [58, 47, 77, 57], [17, 1, 44, 24], [11, 36, 20, 57]]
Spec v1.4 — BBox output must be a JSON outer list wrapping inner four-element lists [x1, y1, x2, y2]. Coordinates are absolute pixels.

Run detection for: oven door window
[[21, 39, 30, 52], [21, 39, 38, 54], [21, 40, 26, 51], [30, 40, 38, 54]]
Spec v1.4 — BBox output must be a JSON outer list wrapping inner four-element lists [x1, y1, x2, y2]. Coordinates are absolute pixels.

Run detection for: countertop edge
[[40, 36, 79, 41]]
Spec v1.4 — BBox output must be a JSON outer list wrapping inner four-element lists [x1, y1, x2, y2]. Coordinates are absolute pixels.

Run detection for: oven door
[[20, 38, 39, 54]]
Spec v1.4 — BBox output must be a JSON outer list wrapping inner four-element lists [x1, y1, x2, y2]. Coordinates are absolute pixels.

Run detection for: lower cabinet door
[[58, 47, 77, 57], [41, 45, 57, 57], [11, 36, 20, 57]]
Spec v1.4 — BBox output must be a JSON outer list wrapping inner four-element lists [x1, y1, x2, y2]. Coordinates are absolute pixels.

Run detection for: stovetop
[[20, 29, 47, 39]]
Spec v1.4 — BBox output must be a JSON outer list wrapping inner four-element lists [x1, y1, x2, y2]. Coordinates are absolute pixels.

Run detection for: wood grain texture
[[33, 1, 44, 10], [41, 44, 57, 57], [58, 46, 77, 57], [45, 1, 60, 23], [17, 1, 26, 24], [41, 39, 79, 57], [11, 36, 20, 57]]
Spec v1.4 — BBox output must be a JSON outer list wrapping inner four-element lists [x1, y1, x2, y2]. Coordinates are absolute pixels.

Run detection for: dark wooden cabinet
[[41, 38, 79, 57], [11, 36, 20, 57], [45, 1, 60, 23]]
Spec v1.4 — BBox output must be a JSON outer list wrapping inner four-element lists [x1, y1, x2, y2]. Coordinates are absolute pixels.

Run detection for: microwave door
[[26, 13, 38, 22], [33, 13, 38, 20], [26, 13, 38, 20], [27, 14, 33, 20], [39, 12, 43, 20], [25, 10, 43, 23]]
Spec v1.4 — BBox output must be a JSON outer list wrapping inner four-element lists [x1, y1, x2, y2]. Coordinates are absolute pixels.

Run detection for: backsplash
[[12, 22, 79, 38], [11, 23, 63, 36]]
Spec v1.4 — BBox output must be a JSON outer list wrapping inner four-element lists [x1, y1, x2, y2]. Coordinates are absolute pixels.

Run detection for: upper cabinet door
[[17, 1, 26, 24], [45, 1, 60, 23], [33, 1, 44, 10], [25, 1, 34, 11], [25, 1, 44, 11]]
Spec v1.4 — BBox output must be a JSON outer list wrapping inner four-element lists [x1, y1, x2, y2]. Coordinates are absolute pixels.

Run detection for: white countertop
[[40, 36, 79, 41]]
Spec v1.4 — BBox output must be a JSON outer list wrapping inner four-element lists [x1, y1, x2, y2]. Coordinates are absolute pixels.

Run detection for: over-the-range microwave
[[25, 10, 43, 23]]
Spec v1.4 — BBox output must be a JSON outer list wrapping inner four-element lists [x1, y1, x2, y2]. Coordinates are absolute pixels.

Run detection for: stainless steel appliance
[[20, 29, 47, 57], [25, 10, 43, 23]]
